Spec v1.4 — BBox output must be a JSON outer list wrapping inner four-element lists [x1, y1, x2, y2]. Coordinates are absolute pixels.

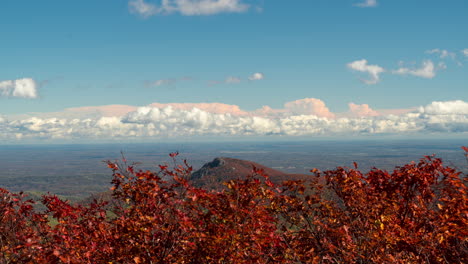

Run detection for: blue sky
[[0, 0, 467, 142]]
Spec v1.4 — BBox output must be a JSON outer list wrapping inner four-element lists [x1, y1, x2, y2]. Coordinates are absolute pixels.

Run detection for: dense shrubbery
[[1, 150, 467, 263]]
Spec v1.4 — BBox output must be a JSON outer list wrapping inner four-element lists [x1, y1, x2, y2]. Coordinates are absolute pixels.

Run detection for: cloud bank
[[0, 78, 38, 99], [2, 99, 467, 142], [129, 0, 250, 17]]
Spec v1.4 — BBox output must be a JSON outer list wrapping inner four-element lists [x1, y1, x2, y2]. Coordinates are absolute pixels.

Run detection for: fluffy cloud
[[0, 78, 38, 99], [248, 72, 264, 81], [170, 0, 249, 15], [347, 59, 385, 85], [2, 100, 468, 142], [283, 98, 335, 118], [355, 0, 377, 8], [129, 0, 250, 17], [462, 49, 468, 57], [419, 100, 468, 115], [393, 60, 437, 79], [252, 98, 335, 119], [347, 103, 379, 117]]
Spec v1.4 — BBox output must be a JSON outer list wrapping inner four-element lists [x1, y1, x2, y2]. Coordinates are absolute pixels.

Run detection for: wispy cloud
[[146, 79, 177, 87], [129, 0, 159, 18], [225, 76, 242, 84], [393, 60, 437, 79], [355, 0, 378, 8], [426, 49, 456, 60], [129, 0, 250, 17], [145, 76, 193, 87], [208, 72, 264, 85], [0, 78, 38, 99], [347, 59, 385, 85], [426, 48, 462, 66]]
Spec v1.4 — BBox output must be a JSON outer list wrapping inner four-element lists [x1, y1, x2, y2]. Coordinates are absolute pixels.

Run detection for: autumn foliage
[[1, 149, 467, 263]]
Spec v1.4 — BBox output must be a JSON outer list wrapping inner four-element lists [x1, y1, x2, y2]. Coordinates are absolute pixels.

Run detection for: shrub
[[1, 150, 466, 263]]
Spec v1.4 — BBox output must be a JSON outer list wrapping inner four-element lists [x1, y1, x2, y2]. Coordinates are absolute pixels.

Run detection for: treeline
[[1, 150, 467, 263]]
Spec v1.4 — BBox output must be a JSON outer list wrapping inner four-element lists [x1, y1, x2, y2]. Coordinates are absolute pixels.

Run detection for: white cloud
[[0, 78, 38, 99], [251, 98, 335, 119], [419, 100, 468, 115], [129, 0, 250, 17], [0, 81, 13, 97], [225, 76, 241, 84], [129, 0, 159, 18], [248, 72, 264, 81], [393, 60, 437, 79], [172, 0, 250, 15], [351, 50, 461, 84], [3, 99, 468, 142], [283, 98, 335, 118], [462, 49, 468, 57], [148, 102, 248, 115], [355, 0, 377, 8], [347, 59, 385, 85]]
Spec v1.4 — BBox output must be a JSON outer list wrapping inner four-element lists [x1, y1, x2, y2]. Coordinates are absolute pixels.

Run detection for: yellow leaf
[[439, 236, 444, 243]]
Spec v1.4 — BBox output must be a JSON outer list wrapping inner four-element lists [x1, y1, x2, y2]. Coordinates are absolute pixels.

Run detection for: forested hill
[[190, 157, 311, 190]]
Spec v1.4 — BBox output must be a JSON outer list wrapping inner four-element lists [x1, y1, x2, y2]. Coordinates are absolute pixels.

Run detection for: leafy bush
[[1, 150, 467, 263]]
